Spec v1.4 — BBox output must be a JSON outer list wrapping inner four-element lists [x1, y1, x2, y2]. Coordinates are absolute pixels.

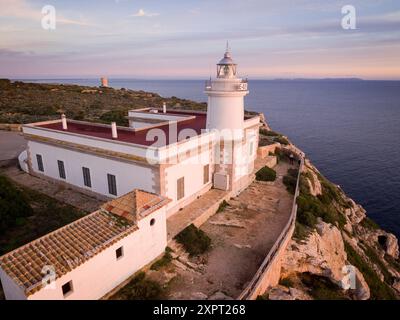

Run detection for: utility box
[[213, 173, 230, 191]]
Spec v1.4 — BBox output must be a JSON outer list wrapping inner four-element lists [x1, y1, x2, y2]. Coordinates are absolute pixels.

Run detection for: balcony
[[205, 79, 248, 92]]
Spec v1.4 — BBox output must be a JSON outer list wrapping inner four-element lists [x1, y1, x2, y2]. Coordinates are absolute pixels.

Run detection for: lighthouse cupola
[[205, 45, 249, 135]]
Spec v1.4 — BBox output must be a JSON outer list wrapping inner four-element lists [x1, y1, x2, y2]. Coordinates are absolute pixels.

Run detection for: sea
[[25, 78, 400, 238]]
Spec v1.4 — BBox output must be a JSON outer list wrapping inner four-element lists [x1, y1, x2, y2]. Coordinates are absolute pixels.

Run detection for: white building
[[19, 48, 260, 217], [1, 48, 261, 299]]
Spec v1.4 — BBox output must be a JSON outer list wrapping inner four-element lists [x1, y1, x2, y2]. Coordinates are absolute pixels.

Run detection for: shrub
[[300, 273, 349, 300], [150, 249, 173, 271], [283, 169, 298, 194], [256, 166, 277, 182], [274, 136, 289, 145], [216, 200, 229, 213], [0, 176, 33, 233], [360, 217, 380, 230], [279, 277, 294, 288], [293, 222, 311, 241], [99, 110, 129, 126], [175, 224, 211, 256], [113, 272, 163, 300], [259, 128, 281, 136]]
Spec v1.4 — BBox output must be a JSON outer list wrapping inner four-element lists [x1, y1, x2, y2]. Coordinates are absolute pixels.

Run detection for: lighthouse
[[205, 44, 249, 137], [205, 45, 252, 192]]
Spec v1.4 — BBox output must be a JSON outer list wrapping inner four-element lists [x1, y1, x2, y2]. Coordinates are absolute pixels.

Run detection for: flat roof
[[0, 189, 169, 296], [37, 111, 207, 147]]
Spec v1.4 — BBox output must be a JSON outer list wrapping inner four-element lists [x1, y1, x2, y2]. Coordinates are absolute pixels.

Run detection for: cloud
[[131, 9, 160, 17]]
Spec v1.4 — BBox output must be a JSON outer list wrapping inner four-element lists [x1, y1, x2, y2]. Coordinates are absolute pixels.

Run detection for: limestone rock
[[267, 286, 294, 300], [190, 292, 208, 300], [281, 221, 347, 284], [305, 168, 322, 197], [208, 291, 233, 300], [354, 268, 370, 300], [384, 233, 399, 259]]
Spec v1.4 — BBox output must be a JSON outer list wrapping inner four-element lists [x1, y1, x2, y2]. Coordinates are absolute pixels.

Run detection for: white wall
[[28, 141, 156, 198], [0, 269, 27, 300], [27, 207, 167, 300], [165, 147, 212, 213]]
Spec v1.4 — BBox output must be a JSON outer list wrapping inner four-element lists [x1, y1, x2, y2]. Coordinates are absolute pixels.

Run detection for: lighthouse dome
[[218, 51, 236, 66]]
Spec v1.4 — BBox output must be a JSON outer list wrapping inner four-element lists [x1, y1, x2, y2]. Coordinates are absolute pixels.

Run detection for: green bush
[[112, 272, 163, 300], [259, 128, 281, 136], [175, 224, 211, 256], [360, 217, 380, 230], [216, 200, 229, 213], [283, 169, 298, 194], [99, 110, 129, 126], [256, 166, 277, 182], [274, 136, 289, 145], [300, 273, 349, 300], [0, 176, 33, 233], [150, 249, 173, 271]]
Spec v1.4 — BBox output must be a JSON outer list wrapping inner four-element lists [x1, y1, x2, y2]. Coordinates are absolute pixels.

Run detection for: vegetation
[[293, 221, 311, 241], [0, 175, 33, 234], [216, 200, 229, 213], [300, 273, 349, 300], [360, 217, 380, 230], [0, 80, 206, 124], [175, 224, 211, 256], [279, 277, 294, 288], [255, 166, 277, 182], [283, 168, 299, 194], [0, 175, 85, 255], [150, 248, 173, 271], [259, 128, 281, 136], [274, 136, 289, 145], [344, 241, 397, 300], [111, 272, 163, 300], [363, 243, 394, 284]]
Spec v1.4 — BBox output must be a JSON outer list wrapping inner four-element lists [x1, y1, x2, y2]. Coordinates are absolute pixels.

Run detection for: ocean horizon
[[21, 78, 400, 239]]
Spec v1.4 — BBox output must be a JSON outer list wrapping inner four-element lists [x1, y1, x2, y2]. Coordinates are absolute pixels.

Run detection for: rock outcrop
[[264, 141, 400, 300]]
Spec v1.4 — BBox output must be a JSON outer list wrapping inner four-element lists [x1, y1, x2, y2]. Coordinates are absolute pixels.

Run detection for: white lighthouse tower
[[205, 44, 249, 136], [205, 45, 251, 192]]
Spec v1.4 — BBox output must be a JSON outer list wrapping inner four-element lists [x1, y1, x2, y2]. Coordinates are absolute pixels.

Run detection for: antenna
[[226, 40, 230, 53]]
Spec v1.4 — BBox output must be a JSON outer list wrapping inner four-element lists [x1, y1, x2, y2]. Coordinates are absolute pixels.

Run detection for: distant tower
[[100, 77, 108, 87], [205, 44, 248, 136]]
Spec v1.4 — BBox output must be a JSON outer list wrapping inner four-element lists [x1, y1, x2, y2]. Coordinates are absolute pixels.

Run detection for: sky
[[1, 0, 400, 80]]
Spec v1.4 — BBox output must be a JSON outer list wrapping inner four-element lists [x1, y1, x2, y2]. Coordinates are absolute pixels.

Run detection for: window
[[177, 177, 184, 200], [203, 164, 210, 184], [62, 281, 73, 297], [82, 167, 91, 187], [107, 174, 117, 196], [150, 218, 155, 226], [116, 247, 124, 260], [36, 154, 44, 172], [57, 160, 66, 179]]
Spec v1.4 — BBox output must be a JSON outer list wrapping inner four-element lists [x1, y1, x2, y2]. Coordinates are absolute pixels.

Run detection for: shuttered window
[[177, 177, 184, 200], [82, 167, 91, 187], [107, 174, 117, 196], [57, 160, 66, 179], [36, 154, 44, 172], [203, 164, 210, 184]]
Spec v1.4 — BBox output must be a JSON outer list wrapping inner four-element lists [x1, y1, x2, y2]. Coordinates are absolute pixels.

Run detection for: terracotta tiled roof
[[101, 189, 170, 221], [0, 189, 170, 297]]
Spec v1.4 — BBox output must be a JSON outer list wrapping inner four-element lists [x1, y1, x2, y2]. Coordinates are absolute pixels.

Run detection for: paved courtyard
[[0, 131, 27, 162]]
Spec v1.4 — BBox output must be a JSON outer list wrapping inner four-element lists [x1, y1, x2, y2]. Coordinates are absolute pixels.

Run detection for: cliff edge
[[260, 121, 400, 300]]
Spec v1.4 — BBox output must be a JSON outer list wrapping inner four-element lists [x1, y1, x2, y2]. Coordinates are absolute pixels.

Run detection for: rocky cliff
[[265, 142, 400, 300]]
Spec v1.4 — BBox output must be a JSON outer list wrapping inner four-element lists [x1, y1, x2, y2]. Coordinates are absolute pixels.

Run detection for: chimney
[[111, 122, 118, 139], [163, 102, 167, 114], [61, 114, 68, 130], [101, 77, 108, 87]]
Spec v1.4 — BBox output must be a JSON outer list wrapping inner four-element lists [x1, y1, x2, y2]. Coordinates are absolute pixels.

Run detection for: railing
[[204, 79, 248, 92], [238, 152, 305, 300]]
